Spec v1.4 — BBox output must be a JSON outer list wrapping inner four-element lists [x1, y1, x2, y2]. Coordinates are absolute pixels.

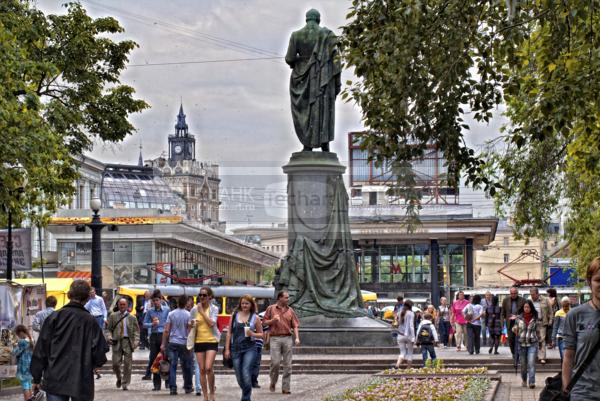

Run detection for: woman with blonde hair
[[225, 295, 263, 401]]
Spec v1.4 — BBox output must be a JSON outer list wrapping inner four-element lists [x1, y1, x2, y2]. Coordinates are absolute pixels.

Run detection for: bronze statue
[[285, 9, 341, 152]]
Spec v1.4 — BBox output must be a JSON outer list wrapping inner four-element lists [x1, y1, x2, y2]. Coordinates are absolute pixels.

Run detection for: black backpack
[[417, 323, 433, 345]]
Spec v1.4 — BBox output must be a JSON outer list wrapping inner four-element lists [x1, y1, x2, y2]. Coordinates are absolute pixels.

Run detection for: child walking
[[416, 313, 439, 362], [12, 325, 34, 401]]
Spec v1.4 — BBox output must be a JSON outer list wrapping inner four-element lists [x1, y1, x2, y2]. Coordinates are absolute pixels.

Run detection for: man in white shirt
[[85, 287, 107, 329]]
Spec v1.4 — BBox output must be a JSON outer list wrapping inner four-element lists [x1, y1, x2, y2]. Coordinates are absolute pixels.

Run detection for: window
[[503, 253, 510, 263], [360, 255, 373, 283], [369, 192, 377, 205], [503, 237, 509, 247]]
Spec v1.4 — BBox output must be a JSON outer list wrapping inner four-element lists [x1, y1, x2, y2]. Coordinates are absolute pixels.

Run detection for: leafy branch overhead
[[341, 0, 599, 272], [0, 1, 148, 223]]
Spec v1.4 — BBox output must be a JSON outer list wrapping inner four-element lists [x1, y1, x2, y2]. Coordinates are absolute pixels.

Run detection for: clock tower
[[169, 104, 195, 162]]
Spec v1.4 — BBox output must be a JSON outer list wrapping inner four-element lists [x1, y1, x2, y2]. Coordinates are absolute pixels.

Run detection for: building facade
[[232, 224, 288, 258], [147, 105, 222, 229], [47, 209, 279, 288], [31, 105, 275, 284], [475, 220, 562, 287], [347, 132, 497, 304]]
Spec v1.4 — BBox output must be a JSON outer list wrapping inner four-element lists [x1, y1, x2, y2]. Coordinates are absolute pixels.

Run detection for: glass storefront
[[58, 239, 264, 288], [58, 240, 155, 287], [356, 243, 465, 286]]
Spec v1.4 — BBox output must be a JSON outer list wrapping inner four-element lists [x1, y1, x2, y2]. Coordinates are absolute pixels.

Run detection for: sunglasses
[[198, 294, 209, 298]]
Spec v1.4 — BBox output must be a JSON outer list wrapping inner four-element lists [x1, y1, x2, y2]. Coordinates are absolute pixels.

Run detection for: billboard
[[549, 267, 578, 286], [0, 228, 32, 272]]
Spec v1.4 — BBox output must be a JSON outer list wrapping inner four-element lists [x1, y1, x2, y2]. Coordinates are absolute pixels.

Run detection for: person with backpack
[[416, 312, 439, 362], [463, 294, 484, 355]]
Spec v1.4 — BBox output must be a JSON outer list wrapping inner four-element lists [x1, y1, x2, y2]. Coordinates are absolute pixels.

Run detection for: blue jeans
[[93, 315, 104, 330], [47, 394, 85, 401], [420, 344, 437, 361], [519, 344, 538, 385], [167, 343, 193, 392], [251, 343, 263, 386], [232, 347, 257, 401], [439, 320, 451, 346], [557, 338, 565, 361]]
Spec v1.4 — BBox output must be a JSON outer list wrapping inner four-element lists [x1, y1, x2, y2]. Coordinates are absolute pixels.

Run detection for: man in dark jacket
[[31, 280, 109, 401], [501, 286, 526, 356]]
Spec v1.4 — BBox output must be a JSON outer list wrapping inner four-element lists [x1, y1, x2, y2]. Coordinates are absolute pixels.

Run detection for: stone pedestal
[[298, 315, 396, 347], [277, 151, 364, 318], [282, 151, 346, 247]]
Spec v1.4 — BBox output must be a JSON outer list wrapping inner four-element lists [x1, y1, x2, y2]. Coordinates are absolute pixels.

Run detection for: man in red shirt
[[450, 291, 471, 351], [263, 291, 300, 395]]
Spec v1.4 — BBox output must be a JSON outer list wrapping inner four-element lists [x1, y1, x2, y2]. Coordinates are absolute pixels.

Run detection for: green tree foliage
[[342, 0, 599, 274], [0, 1, 148, 224]]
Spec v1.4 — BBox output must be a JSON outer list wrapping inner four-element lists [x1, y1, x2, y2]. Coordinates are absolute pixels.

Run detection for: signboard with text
[[0, 228, 32, 272]]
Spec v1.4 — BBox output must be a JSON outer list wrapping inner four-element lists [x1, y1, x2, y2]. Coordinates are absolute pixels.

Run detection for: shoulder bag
[[539, 323, 600, 401], [186, 307, 198, 351]]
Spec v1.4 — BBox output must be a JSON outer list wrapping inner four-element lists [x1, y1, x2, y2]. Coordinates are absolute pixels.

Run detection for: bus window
[[256, 298, 271, 313], [214, 297, 224, 314], [226, 297, 239, 314]]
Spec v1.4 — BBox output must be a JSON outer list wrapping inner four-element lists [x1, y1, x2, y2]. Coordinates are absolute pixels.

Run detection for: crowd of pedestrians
[[9, 257, 600, 400], [9, 280, 304, 401], [390, 258, 600, 396]]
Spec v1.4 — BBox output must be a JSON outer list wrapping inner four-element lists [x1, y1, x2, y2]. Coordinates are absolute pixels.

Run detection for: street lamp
[[87, 196, 105, 292], [3, 167, 28, 281]]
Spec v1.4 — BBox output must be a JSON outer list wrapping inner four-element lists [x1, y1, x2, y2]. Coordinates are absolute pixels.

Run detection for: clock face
[[174, 145, 182, 154]]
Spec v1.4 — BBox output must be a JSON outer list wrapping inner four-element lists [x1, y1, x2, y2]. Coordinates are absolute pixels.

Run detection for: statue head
[[306, 9, 320, 24]]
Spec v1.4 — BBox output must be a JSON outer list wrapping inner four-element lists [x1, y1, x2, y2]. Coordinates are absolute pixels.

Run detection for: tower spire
[[175, 100, 188, 136], [138, 139, 143, 166]]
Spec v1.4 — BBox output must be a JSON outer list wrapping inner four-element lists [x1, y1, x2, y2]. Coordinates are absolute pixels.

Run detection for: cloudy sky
[[37, 0, 501, 226]]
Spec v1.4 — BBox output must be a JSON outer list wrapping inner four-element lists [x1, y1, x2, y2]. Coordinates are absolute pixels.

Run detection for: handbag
[[186, 324, 197, 351], [186, 309, 198, 352], [539, 323, 600, 401]]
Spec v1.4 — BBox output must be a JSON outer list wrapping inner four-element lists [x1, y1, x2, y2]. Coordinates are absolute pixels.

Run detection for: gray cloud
[[38, 0, 497, 225]]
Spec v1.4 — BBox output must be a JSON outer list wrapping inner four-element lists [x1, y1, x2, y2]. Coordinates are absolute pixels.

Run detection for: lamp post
[[87, 197, 105, 292], [3, 171, 27, 281]]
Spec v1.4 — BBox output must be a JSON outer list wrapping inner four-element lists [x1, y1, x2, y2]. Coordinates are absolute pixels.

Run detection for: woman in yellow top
[[192, 287, 220, 401], [551, 296, 571, 361]]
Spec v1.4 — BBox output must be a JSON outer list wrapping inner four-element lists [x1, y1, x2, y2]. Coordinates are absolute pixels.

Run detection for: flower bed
[[325, 377, 490, 401], [381, 366, 488, 375]]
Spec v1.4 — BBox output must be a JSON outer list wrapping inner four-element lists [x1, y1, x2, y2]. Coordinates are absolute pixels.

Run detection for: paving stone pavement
[[495, 372, 554, 401], [0, 374, 369, 401], [0, 371, 557, 401]]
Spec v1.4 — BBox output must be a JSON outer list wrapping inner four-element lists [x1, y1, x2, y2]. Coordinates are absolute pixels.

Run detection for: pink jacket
[[452, 299, 471, 325]]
